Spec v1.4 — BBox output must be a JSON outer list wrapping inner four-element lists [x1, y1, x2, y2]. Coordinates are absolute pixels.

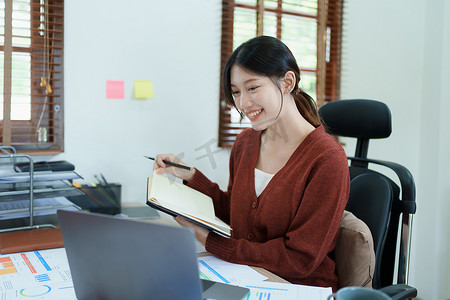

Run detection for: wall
[[55, 0, 448, 299], [433, 0, 450, 297], [58, 0, 230, 207], [341, 0, 450, 299]]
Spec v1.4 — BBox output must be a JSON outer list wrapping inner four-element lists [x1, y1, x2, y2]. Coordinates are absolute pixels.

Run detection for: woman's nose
[[239, 93, 252, 108]]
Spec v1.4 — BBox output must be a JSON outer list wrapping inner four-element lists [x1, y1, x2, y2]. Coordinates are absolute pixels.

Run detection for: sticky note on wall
[[106, 80, 125, 99], [134, 80, 154, 99]]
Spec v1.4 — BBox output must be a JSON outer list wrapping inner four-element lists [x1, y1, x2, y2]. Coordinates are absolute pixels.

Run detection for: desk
[[2, 204, 329, 299], [138, 204, 289, 284]]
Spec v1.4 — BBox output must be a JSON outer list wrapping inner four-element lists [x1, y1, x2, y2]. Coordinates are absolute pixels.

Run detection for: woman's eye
[[248, 86, 258, 92], [232, 91, 240, 95]]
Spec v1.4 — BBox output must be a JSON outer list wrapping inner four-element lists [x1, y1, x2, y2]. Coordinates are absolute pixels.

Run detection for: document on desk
[[198, 255, 332, 300], [241, 281, 332, 300], [198, 255, 268, 284], [0, 248, 76, 299]]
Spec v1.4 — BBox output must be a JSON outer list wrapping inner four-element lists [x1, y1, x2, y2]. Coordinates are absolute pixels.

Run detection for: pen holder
[[67, 184, 121, 215]]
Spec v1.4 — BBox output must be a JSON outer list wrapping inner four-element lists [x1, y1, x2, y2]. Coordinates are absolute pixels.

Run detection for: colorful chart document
[[197, 255, 333, 300], [198, 255, 268, 284], [0, 248, 76, 299], [241, 281, 333, 300], [1, 249, 332, 299]]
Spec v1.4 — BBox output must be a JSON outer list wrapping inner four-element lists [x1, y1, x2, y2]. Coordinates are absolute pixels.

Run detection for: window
[[218, 0, 343, 147], [0, 0, 64, 154]]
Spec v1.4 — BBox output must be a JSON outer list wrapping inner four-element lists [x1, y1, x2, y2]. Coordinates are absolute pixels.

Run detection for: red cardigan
[[187, 126, 350, 290]]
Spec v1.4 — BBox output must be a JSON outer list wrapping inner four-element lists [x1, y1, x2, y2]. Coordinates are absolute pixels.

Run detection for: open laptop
[[57, 210, 249, 300]]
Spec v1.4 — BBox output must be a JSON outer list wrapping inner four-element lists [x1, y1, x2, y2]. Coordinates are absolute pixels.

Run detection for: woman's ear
[[283, 71, 296, 94]]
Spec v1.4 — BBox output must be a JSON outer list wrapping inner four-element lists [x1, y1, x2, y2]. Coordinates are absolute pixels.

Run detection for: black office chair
[[319, 99, 417, 299]]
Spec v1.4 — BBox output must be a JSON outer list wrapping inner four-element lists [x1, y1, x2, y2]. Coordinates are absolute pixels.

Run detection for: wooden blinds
[[324, 0, 343, 103], [218, 0, 344, 148], [0, 0, 64, 154]]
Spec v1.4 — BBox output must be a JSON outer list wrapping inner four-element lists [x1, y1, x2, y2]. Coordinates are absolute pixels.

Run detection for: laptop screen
[[58, 210, 249, 300], [58, 210, 203, 300]]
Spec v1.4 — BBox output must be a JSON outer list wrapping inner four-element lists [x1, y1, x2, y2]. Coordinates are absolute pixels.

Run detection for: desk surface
[[0, 204, 337, 299], [0, 202, 288, 284], [126, 203, 289, 284]]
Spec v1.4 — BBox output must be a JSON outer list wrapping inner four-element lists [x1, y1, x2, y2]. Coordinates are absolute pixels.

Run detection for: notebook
[[146, 171, 231, 237], [57, 210, 249, 300]]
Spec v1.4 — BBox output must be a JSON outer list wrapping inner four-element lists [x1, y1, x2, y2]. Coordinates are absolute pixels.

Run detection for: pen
[[144, 156, 192, 171]]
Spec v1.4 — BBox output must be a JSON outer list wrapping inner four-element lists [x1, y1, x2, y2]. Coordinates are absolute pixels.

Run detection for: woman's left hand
[[174, 216, 210, 245]]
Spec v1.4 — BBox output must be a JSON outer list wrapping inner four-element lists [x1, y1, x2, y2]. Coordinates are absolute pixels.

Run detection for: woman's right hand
[[153, 153, 195, 182]]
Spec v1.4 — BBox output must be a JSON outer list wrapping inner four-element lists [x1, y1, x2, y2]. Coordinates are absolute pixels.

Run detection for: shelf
[[0, 145, 83, 233], [0, 171, 82, 184], [0, 196, 80, 221]]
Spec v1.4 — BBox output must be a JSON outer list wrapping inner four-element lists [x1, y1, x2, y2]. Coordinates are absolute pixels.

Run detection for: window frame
[[218, 0, 344, 148], [0, 0, 64, 155]]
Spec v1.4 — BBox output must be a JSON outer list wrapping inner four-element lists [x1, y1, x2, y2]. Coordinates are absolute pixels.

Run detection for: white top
[[254, 168, 275, 197]]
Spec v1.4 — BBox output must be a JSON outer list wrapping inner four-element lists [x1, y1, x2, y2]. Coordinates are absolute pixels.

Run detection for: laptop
[[57, 210, 250, 300]]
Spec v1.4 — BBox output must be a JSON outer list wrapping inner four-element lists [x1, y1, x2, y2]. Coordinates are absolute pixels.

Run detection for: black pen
[[144, 156, 192, 171]]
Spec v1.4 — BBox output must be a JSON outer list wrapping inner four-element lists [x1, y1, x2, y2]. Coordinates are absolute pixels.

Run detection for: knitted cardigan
[[187, 126, 350, 290]]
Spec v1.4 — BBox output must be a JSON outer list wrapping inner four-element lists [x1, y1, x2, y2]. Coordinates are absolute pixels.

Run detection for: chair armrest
[[379, 284, 417, 300], [348, 156, 416, 214]]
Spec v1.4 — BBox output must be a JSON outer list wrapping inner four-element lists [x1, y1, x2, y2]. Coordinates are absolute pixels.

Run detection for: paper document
[[198, 255, 267, 284], [150, 172, 215, 218], [240, 281, 332, 300], [198, 255, 332, 300], [0, 172, 81, 183], [0, 248, 76, 299], [0, 196, 80, 220]]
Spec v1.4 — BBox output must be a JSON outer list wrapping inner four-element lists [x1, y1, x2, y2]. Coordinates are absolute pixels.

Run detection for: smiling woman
[[155, 36, 350, 291], [223, 36, 321, 132]]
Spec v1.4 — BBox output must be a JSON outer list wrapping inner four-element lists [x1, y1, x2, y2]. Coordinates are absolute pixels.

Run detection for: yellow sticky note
[[134, 80, 154, 99]]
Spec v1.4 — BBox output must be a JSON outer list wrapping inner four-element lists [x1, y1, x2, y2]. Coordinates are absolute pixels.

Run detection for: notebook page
[[149, 171, 216, 220]]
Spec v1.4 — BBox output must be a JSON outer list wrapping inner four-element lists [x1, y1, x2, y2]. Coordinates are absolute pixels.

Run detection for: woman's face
[[230, 65, 283, 131]]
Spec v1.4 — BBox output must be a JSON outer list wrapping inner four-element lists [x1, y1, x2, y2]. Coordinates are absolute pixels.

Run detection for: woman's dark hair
[[223, 36, 321, 126]]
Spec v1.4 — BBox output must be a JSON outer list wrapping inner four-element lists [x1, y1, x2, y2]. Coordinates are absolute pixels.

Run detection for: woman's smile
[[245, 109, 263, 121]]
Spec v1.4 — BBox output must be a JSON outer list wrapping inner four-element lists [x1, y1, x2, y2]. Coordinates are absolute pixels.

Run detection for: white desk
[[0, 205, 333, 299]]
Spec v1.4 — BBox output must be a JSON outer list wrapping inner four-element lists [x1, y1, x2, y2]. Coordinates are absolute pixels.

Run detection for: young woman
[[154, 36, 349, 290]]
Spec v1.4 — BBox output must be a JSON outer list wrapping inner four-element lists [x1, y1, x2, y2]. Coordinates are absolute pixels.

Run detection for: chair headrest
[[318, 99, 392, 139]]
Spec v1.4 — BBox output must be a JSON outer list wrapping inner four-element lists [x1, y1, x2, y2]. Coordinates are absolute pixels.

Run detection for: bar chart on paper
[[244, 284, 290, 299], [0, 248, 76, 299], [242, 281, 333, 300], [198, 255, 267, 284], [197, 255, 332, 300]]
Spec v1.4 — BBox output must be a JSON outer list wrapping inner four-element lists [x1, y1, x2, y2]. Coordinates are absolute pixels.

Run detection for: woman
[[154, 36, 349, 290]]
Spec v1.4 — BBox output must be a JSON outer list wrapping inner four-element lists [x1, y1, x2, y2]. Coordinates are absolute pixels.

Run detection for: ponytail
[[293, 89, 322, 127]]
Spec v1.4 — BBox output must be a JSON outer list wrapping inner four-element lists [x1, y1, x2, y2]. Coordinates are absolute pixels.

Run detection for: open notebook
[[146, 171, 231, 237]]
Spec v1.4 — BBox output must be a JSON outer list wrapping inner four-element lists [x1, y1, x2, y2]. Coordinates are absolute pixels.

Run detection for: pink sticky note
[[106, 80, 125, 99]]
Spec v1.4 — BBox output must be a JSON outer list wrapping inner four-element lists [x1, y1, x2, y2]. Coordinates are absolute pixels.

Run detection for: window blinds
[[218, 0, 343, 148], [0, 0, 64, 154]]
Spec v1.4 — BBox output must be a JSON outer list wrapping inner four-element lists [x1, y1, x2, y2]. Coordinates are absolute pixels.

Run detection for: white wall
[[52, 0, 448, 299], [57, 0, 230, 206], [433, 0, 450, 297], [341, 0, 450, 299]]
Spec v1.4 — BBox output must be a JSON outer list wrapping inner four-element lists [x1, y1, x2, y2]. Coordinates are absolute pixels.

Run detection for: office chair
[[318, 99, 417, 299]]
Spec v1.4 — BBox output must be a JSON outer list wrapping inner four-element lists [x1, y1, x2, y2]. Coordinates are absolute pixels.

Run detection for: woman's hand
[[153, 153, 195, 182], [174, 216, 210, 245]]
